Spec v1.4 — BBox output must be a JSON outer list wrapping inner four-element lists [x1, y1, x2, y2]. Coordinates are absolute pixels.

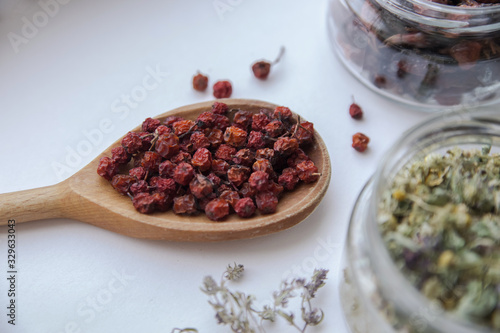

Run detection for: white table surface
[[0, 0, 430, 332]]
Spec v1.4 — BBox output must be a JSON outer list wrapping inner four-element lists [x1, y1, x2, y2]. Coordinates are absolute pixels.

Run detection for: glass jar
[[327, 0, 500, 110], [340, 108, 500, 332]]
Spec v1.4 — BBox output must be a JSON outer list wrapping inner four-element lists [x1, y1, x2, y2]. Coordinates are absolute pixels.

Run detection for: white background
[[0, 0, 430, 332]]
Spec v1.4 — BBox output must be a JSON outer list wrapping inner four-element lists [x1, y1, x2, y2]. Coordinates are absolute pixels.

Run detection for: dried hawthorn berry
[[247, 131, 266, 149], [151, 177, 176, 195], [227, 166, 250, 187], [278, 168, 299, 191], [267, 181, 284, 197], [349, 102, 363, 120], [155, 125, 172, 136], [192, 72, 208, 92], [292, 121, 314, 145], [207, 173, 222, 187], [173, 120, 196, 136], [152, 192, 172, 212], [190, 131, 210, 151], [233, 110, 253, 130], [159, 160, 176, 178], [264, 120, 284, 138], [296, 160, 320, 183], [139, 132, 154, 151], [213, 80, 232, 99], [142, 117, 161, 133], [239, 182, 256, 198], [111, 146, 131, 164], [273, 106, 292, 120], [132, 193, 156, 214], [234, 198, 256, 218], [205, 199, 230, 221], [251, 47, 284, 80], [249, 171, 269, 192], [352, 132, 370, 152], [111, 174, 136, 195], [130, 180, 149, 196], [140, 151, 161, 173], [219, 190, 240, 209], [196, 112, 216, 128], [129, 166, 147, 180], [211, 159, 230, 176], [233, 148, 255, 167], [252, 61, 271, 79], [255, 148, 275, 160], [206, 128, 224, 148], [287, 148, 309, 168], [189, 174, 214, 199], [274, 137, 299, 156], [224, 126, 248, 147], [252, 159, 274, 175], [97, 157, 119, 181], [213, 114, 230, 131], [121, 132, 143, 155], [211, 102, 229, 115], [197, 193, 217, 211], [171, 151, 191, 164], [215, 144, 237, 162], [252, 112, 271, 131], [255, 191, 278, 214], [173, 194, 197, 215], [155, 133, 180, 159], [192, 148, 213, 172], [173, 162, 195, 186]]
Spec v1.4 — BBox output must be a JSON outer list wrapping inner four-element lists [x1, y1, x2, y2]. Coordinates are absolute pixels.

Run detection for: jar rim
[[376, 0, 500, 31], [366, 107, 500, 332]]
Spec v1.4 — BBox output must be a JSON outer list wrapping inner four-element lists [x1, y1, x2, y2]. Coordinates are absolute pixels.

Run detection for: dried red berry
[[206, 128, 224, 148], [152, 192, 173, 212], [232, 148, 255, 167], [189, 174, 214, 199], [255, 148, 275, 160], [192, 72, 208, 92], [158, 160, 176, 178], [196, 112, 216, 128], [292, 122, 314, 145], [192, 148, 213, 172], [213, 81, 232, 99], [273, 106, 292, 120], [233, 110, 253, 129], [111, 146, 131, 165], [155, 133, 180, 159], [239, 182, 256, 198], [274, 137, 299, 156], [155, 125, 172, 136], [111, 174, 136, 195], [352, 132, 370, 152], [205, 199, 230, 221], [349, 102, 363, 120], [278, 168, 299, 191], [132, 193, 156, 214], [252, 159, 274, 175], [140, 151, 161, 173], [264, 120, 284, 138], [173, 194, 197, 215], [130, 180, 149, 196], [255, 191, 278, 214], [173, 120, 196, 137], [215, 144, 237, 162], [121, 132, 143, 155], [211, 159, 230, 176], [296, 160, 320, 183], [234, 198, 256, 218], [129, 166, 147, 180], [97, 157, 119, 181], [151, 177, 176, 195], [211, 102, 229, 115], [173, 162, 195, 186], [219, 190, 240, 209], [142, 117, 161, 133], [247, 131, 266, 149], [227, 166, 250, 187], [249, 171, 269, 192], [223, 126, 248, 147], [252, 61, 271, 79]]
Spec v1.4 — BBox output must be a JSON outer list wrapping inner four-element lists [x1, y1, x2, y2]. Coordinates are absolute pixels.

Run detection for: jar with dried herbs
[[341, 108, 500, 332], [327, 0, 500, 110]]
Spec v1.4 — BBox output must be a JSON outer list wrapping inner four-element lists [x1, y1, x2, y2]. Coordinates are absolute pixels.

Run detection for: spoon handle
[[0, 181, 74, 225]]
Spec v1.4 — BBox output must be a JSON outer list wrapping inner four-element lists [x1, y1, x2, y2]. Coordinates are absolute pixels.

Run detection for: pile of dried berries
[[97, 102, 319, 221], [331, 0, 500, 106]]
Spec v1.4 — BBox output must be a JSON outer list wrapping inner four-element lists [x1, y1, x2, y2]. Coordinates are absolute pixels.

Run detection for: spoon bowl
[[0, 99, 331, 241]]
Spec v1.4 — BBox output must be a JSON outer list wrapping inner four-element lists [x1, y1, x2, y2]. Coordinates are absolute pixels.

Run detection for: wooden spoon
[[0, 99, 331, 241]]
